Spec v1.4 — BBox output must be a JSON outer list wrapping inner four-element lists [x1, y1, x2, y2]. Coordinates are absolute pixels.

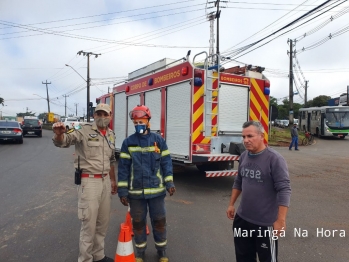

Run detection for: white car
[[62, 117, 80, 130]]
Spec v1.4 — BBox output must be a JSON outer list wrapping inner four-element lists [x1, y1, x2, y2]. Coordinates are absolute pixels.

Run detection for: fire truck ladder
[[193, 52, 221, 138]]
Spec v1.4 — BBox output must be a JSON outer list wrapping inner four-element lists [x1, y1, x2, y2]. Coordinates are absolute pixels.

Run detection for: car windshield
[[0, 121, 19, 128], [24, 119, 38, 125], [67, 118, 78, 121]]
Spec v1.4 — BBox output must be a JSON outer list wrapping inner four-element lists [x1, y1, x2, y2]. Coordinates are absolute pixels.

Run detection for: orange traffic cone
[[126, 207, 150, 236], [114, 223, 135, 262]]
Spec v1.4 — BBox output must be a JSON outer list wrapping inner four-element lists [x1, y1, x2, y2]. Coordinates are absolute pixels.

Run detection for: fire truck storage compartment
[[127, 94, 141, 137], [166, 80, 191, 159], [219, 83, 249, 133], [114, 92, 127, 151], [144, 89, 161, 134]]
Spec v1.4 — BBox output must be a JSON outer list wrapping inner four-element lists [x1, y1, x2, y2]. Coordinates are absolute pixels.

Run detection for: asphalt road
[[0, 130, 348, 262]]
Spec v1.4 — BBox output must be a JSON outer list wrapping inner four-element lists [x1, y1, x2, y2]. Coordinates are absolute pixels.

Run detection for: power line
[[295, 22, 349, 54], [0, 0, 201, 29], [222, 0, 346, 60], [0, 3, 206, 37]]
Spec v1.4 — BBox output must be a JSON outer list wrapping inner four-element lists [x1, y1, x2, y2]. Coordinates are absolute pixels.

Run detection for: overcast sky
[[1, 0, 349, 117]]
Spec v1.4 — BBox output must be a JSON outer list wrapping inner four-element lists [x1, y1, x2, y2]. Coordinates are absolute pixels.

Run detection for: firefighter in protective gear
[[117, 105, 175, 262]]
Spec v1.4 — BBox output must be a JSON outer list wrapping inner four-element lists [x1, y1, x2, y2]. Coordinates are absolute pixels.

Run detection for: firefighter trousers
[[129, 195, 167, 253], [77, 177, 112, 262]]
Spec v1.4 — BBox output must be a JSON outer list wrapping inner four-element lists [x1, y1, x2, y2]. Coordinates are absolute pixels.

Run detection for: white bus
[[339, 93, 347, 106], [298, 106, 349, 139]]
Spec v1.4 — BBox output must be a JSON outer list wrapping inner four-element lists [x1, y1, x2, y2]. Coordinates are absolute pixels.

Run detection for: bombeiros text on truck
[[96, 51, 271, 177]]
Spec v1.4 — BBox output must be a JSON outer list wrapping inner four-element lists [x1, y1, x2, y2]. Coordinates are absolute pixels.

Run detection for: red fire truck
[[96, 51, 270, 177]]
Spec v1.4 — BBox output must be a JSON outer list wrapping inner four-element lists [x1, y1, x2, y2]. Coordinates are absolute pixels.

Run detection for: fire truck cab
[[107, 51, 270, 177]]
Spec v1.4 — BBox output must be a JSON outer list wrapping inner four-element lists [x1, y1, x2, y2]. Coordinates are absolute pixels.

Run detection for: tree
[[293, 103, 302, 119], [311, 95, 331, 107], [269, 96, 278, 107], [16, 112, 36, 117], [0, 97, 4, 106], [38, 113, 47, 119]]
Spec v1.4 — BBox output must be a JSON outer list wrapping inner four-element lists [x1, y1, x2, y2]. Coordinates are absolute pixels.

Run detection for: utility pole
[[63, 94, 69, 117], [288, 39, 294, 125], [74, 103, 79, 116], [215, 0, 222, 56], [347, 85, 349, 106], [304, 80, 308, 107], [42, 80, 51, 113], [77, 50, 101, 122]]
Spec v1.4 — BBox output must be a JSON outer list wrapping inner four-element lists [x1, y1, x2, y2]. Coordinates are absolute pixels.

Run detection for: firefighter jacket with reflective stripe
[[52, 122, 116, 174], [117, 132, 174, 199]]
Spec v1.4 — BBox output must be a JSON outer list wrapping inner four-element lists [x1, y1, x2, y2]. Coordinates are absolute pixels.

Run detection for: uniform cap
[[95, 103, 111, 114]]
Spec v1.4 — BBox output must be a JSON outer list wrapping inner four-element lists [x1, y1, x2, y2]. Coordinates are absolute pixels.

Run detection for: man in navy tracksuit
[[117, 105, 175, 262]]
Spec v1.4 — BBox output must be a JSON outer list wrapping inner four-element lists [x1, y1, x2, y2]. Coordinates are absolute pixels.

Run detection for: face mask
[[135, 124, 146, 134], [96, 117, 110, 128]]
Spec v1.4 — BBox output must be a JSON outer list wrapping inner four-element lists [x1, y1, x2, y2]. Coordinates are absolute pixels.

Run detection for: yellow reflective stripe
[[156, 169, 163, 185], [155, 240, 167, 247], [135, 242, 147, 248], [144, 187, 166, 195], [164, 176, 173, 182], [120, 152, 131, 159], [130, 164, 134, 190], [128, 146, 156, 153], [117, 181, 128, 187], [129, 189, 143, 195], [161, 149, 170, 157]]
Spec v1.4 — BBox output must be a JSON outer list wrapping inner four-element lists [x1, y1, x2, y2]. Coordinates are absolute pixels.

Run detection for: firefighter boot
[[135, 251, 145, 262], [157, 250, 169, 262]]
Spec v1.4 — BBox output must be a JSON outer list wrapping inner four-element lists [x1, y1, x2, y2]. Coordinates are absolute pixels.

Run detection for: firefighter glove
[[120, 196, 129, 206], [167, 187, 176, 196]]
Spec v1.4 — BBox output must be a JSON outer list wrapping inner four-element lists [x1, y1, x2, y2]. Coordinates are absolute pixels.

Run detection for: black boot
[[136, 251, 145, 262], [157, 250, 169, 262], [94, 256, 114, 262]]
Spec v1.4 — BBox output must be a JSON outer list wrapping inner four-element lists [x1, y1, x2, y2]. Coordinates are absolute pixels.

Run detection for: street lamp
[[33, 93, 46, 99], [65, 64, 87, 83], [65, 63, 91, 122]]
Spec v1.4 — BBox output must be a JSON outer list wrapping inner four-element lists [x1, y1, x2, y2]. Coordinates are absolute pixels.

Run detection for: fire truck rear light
[[125, 86, 130, 92], [181, 66, 188, 76], [194, 69, 202, 78], [264, 87, 270, 95], [193, 144, 210, 154], [264, 79, 270, 88], [148, 78, 153, 86]]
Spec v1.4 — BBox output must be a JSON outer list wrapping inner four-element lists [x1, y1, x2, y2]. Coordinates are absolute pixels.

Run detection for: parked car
[[21, 116, 42, 137], [279, 120, 289, 128], [62, 117, 80, 130], [0, 120, 23, 144]]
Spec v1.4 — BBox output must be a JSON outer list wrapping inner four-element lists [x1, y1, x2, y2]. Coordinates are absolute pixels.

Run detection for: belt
[[81, 174, 108, 178]]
